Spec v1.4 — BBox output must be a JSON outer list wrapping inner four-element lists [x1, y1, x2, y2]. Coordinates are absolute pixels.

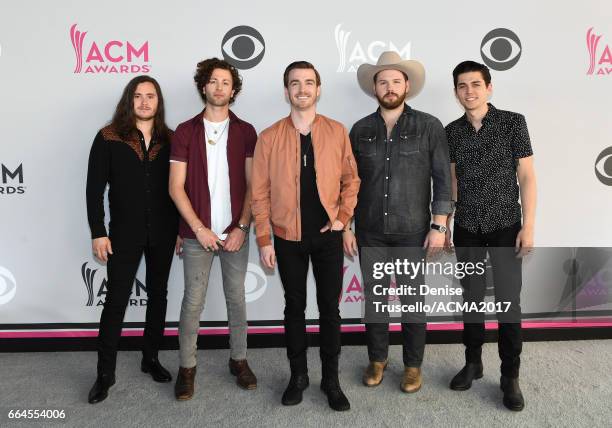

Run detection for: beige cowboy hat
[[357, 51, 426, 99]]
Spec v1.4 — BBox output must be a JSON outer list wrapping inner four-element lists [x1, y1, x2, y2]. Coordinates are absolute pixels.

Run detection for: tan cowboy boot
[[400, 367, 422, 393], [362, 360, 388, 387]]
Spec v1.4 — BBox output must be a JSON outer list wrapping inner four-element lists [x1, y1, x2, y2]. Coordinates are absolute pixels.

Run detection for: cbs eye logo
[[221, 26, 265, 70], [595, 147, 612, 186], [0, 266, 17, 305], [244, 262, 268, 302], [480, 28, 522, 71]]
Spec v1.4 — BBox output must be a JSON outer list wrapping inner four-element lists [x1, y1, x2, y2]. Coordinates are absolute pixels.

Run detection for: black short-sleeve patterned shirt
[[445, 104, 533, 233]]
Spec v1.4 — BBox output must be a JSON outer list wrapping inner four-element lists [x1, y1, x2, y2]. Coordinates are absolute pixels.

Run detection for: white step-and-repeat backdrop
[[1, 0, 611, 336]]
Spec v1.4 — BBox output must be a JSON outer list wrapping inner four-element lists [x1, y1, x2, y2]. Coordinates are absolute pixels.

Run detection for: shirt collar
[[375, 103, 412, 121], [460, 103, 497, 128]]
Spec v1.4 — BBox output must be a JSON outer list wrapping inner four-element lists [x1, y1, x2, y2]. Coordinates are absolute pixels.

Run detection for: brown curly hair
[[194, 58, 242, 104]]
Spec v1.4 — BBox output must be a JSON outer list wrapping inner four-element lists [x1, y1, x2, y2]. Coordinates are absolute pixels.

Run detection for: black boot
[[500, 376, 525, 411], [281, 373, 309, 406], [450, 362, 483, 391], [141, 357, 172, 383], [320, 378, 350, 412], [88, 373, 116, 404]]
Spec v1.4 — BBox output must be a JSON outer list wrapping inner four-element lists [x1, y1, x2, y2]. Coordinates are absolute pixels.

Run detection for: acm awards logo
[[70, 24, 150, 74], [81, 262, 148, 307], [341, 265, 365, 303], [335, 24, 411, 73], [586, 27, 612, 76], [221, 26, 265, 70], [480, 28, 522, 71], [595, 147, 612, 186], [0, 163, 25, 195], [0, 266, 17, 306]]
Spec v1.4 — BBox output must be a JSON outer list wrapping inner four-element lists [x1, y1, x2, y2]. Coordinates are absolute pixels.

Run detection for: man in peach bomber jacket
[[251, 61, 360, 412]]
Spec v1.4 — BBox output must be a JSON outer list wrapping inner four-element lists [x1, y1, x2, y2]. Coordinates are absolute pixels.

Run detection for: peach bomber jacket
[[251, 114, 361, 247]]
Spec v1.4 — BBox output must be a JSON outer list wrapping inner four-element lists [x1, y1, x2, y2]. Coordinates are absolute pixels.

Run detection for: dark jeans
[[454, 222, 523, 378], [97, 238, 175, 376], [357, 229, 428, 367], [274, 232, 344, 379]]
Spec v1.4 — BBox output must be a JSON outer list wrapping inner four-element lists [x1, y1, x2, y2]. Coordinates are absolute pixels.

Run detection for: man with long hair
[[169, 58, 257, 400], [251, 61, 360, 411], [86, 75, 179, 404]]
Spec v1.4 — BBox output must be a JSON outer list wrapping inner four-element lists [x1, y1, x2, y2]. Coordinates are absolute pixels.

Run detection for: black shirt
[[445, 104, 533, 234], [86, 125, 178, 247], [299, 132, 328, 236]]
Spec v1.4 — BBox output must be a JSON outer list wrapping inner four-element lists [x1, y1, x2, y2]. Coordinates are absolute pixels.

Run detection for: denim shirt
[[349, 104, 453, 234]]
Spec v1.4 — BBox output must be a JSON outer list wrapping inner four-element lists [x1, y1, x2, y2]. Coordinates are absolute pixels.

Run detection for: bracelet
[[194, 225, 205, 234], [238, 223, 250, 233]]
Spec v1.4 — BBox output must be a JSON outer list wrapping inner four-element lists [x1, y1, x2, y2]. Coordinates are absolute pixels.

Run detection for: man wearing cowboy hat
[[343, 51, 453, 393]]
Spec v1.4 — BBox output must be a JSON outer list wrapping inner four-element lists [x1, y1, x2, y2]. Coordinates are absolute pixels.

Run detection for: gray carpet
[[1, 340, 611, 427]]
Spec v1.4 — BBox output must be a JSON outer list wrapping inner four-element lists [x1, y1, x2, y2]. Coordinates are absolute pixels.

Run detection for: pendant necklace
[[204, 119, 229, 145], [302, 138, 312, 167]]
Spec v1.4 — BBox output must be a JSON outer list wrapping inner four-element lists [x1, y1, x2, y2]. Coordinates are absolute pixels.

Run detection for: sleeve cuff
[[256, 235, 272, 247], [90, 226, 108, 239], [170, 155, 187, 162], [336, 210, 351, 228], [431, 200, 454, 215]]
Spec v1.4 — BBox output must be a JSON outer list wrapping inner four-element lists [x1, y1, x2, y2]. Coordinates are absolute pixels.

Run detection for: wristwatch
[[237, 223, 250, 233], [431, 223, 447, 233]]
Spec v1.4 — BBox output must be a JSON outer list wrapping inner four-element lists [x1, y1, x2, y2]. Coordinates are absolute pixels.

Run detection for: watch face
[[432, 224, 447, 233]]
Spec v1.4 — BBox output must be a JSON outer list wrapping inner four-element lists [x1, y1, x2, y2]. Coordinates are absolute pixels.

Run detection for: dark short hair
[[194, 57, 242, 104], [283, 61, 321, 88], [452, 60, 491, 88], [373, 69, 408, 83], [110, 75, 171, 143]]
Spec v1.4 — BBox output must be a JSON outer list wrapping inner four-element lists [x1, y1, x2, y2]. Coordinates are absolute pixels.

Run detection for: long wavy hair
[[110, 75, 171, 143]]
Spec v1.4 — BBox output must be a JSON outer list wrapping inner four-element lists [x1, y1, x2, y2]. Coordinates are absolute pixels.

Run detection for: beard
[[376, 91, 407, 110], [205, 93, 231, 107], [134, 110, 155, 122]]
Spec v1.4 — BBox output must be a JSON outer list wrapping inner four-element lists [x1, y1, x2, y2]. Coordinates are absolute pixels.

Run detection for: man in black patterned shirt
[[445, 61, 537, 412], [86, 76, 179, 404]]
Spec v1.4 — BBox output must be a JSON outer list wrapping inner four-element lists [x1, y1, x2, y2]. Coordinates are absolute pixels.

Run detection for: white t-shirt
[[203, 117, 232, 240]]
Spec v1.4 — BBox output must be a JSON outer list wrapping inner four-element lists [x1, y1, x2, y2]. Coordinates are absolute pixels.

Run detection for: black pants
[[454, 222, 523, 378], [274, 232, 343, 379], [97, 238, 175, 376], [357, 229, 428, 367]]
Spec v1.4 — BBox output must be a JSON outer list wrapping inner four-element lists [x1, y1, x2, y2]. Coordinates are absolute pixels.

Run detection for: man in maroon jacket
[[169, 58, 257, 400]]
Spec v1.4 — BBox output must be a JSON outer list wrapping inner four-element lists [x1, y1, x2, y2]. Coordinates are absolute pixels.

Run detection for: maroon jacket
[[170, 109, 257, 239]]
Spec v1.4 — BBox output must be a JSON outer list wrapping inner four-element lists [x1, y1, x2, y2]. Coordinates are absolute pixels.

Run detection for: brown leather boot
[[400, 367, 422, 393], [174, 366, 196, 400], [362, 360, 388, 387], [229, 359, 257, 390]]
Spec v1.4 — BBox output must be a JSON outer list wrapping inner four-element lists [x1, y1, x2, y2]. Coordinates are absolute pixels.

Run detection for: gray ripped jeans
[[178, 237, 249, 368]]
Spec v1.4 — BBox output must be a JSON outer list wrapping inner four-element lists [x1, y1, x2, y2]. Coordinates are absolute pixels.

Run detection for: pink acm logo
[[586, 27, 612, 76], [70, 24, 151, 74], [339, 265, 402, 304], [341, 265, 364, 304]]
